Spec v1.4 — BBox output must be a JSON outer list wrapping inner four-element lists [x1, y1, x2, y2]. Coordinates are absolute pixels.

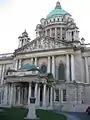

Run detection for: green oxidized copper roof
[[46, 1, 68, 19], [19, 64, 40, 71]]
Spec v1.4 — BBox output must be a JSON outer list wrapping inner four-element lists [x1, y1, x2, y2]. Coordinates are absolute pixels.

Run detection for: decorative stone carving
[[15, 36, 69, 54]]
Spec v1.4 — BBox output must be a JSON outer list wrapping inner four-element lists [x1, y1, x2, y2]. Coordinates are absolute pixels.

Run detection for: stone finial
[[22, 29, 28, 37], [55, 1, 61, 9], [81, 37, 85, 44]]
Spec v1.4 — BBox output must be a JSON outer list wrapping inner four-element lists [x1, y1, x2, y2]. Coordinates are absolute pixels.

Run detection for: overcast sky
[[0, 0, 90, 54]]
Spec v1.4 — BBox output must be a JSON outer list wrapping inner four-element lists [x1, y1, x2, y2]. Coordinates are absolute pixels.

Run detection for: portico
[[4, 69, 54, 108]]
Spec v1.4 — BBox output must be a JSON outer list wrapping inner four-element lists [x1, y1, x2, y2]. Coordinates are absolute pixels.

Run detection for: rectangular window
[[55, 89, 59, 101], [63, 89, 67, 101]]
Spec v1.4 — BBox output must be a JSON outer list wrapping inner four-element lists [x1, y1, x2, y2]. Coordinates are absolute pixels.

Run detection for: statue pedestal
[[24, 97, 39, 120]]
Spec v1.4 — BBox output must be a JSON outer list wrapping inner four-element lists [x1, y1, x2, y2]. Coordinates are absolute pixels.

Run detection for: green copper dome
[[46, 1, 68, 19], [18, 64, 40, 71]]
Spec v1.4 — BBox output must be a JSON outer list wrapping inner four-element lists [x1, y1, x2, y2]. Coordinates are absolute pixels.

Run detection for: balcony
[[0, 53, 13, 60], [6, 70, 38, 77]]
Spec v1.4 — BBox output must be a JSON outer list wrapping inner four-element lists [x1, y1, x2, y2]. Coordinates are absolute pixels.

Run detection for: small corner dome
[[18, 63, 40, 71], [22, 30, 28, 37], [46, 1, 69, 19], [36, 24, 42, 29]]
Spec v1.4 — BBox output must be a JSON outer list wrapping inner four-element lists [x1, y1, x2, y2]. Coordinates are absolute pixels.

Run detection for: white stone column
[[52, 56, 55, 78], [69, 31, 72, 41], [9, 84, 14, 105], [1, 65, 5, 85], [18, 59, 22, 69], [35, 58, 37, 66], [74, 31, 76, 40], [55, 28, 57, 38], [4, 85, 8, 105], [66, 31, 68, 41], [85, 57, 89, 83], [45, 30, 47, 36], [43, 84, 46, 107], [13, 86, 16, 105], [71, 54, 75, 81], [31, 58, 33, 64], [24, 87, 27, 105], [50, 87, 53, 106], [77, 31, 79, 41], [47, 56, 51, 73], [59, 89, 61, 102], [37, 85, 40, 106], [61, 90, 63, 102], [28, 83, 31, 105], [15, 60, 18, 70], [50, 29, 52, 37], [46, 87, 49, 106], [54, 89, 56, 102], [17, 87, 20, 105], [35, 58, 38, 74], [35, 83, 38, 105], [60, 27, 62, 40], [66, 54, 70, 82]]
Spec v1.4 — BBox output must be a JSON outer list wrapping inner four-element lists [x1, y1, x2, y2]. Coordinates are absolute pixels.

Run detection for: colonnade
[[4, 82, 53, 108], [45, 27, 62, 39]]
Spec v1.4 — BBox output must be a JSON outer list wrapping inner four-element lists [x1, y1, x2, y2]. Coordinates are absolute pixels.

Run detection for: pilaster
[[52, 56, 55, 78], [66, 54, 70, 82], [47, 56, 51, 73], [35, 83, 38, 105], [60, 27, 62, 40], [85, 57, 89, 83], [50, 87, 53, 106], [71, 54, 75, 81]]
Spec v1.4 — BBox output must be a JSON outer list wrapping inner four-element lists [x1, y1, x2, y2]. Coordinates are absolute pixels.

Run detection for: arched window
[[40, 64, 47, 73], [58, 61, 65, 80]]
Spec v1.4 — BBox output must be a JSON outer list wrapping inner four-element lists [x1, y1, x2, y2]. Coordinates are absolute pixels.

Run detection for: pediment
[[15, 36, 70, 54]]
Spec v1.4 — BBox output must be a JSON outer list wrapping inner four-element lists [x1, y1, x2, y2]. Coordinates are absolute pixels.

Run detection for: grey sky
[[0, 0, 89, 53]]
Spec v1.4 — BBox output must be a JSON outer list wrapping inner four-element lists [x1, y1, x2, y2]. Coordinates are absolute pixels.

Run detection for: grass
[[36, 109, 67, 120], [0, 107, 67, 120]]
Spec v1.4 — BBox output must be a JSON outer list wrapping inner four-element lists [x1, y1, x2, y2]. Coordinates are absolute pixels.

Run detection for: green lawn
[[0, 107, 67, 120]]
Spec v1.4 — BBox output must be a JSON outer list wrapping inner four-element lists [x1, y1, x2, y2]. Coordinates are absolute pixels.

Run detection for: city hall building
[[0, 1, 90, 108]]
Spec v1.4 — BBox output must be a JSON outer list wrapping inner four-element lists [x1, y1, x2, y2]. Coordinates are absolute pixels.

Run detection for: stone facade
[[0, 1, 90, 108]]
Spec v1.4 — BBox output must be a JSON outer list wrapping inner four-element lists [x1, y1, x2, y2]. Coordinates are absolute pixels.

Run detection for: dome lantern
[[46, 1, 69, 19], [55, 1, 62, 9]]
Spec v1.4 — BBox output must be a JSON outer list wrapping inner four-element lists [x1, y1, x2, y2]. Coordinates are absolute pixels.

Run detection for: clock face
[[41, 64, 47, 73]]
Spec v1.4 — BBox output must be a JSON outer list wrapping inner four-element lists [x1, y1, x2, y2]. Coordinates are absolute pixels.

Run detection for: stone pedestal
[[25, 105, 37, 119], [25, 97, 39, 120]]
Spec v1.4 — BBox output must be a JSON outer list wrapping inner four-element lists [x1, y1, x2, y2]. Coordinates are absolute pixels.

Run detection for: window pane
[[63, 89, 67, 101]]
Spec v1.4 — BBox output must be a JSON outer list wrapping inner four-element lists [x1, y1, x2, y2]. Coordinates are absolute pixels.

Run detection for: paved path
[[65, 112, 90, 120], [62, 104, 89, 112], [55, 111, 80, 120], [55, 110, 90, 120]]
